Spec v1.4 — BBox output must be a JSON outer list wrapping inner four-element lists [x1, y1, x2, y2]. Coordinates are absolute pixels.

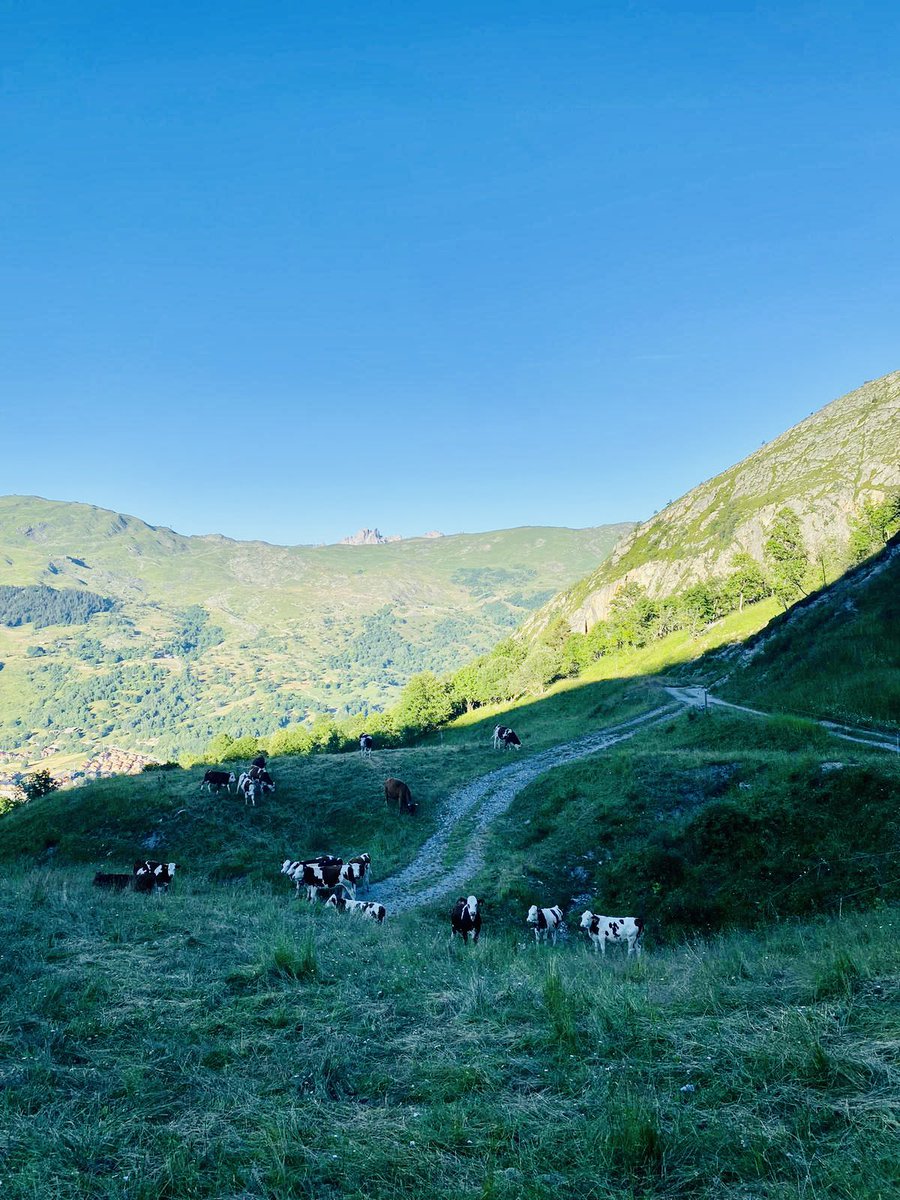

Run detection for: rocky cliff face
[[539, 371, 900, 634]]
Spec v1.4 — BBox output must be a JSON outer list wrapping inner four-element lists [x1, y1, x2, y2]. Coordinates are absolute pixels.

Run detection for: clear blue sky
[[2, 1, 898, 545]]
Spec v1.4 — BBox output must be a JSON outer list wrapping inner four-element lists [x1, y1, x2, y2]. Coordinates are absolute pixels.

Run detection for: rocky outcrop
[[534, 371, 900, 634], [339, 528, 402, 545]]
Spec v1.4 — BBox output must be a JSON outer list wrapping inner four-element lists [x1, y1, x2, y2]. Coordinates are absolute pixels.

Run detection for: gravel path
[[369, 703, 679, 913], [665, 687, 900, 754]]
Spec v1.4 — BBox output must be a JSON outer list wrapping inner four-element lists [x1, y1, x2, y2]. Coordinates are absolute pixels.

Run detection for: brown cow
[[383, 777, 417, 814]]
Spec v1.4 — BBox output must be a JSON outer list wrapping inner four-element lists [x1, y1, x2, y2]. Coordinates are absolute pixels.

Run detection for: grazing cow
[[450, 895, 482, 944], [526, 904, 564, 945], [492, 726, 521, 750], [281, 856, 344, 901], [384, 777, 417, 814], [133, 861, 177, 892], [93, 872, 133, 891], [359, 734, 374, 757], [238, 774, 263, 806], [339, 853, 372, 897], [580, 911, 644, 957], [201, 769, 235, 793], [325, 894, 386, 922]]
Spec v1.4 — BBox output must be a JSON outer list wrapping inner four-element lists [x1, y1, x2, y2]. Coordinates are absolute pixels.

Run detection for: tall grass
[[1, 867, 897, 1198]]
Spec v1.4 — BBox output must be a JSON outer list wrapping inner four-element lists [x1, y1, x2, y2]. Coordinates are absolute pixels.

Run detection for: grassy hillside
[[0, 495, 631, 761], [712, 536, 900, 729], [2, 866, 897, 1199], [539, 370, 899, 634]]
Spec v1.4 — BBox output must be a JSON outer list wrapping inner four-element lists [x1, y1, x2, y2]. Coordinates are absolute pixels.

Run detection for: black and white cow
[[133, 861, 177, 892], [238, 774, 263, 806], [450, 895, 482, 943], [526, 904, 564, 944], [580, 911, 644, 957], [359, 734, 374, 757], [492, 726, 521, 750], [325, 894, 386, 922], [281, 857, 344, 901], [201, 769, 235, 793], [339, 853, 371, 897], [247, 765, 275, 792]]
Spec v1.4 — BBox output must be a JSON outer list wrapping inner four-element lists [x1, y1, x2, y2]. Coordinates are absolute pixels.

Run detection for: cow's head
[[281, 859, 294, 875], [580, 910, 594, 929], [466, 895, 479, 916], [526, 905, 539, 924]]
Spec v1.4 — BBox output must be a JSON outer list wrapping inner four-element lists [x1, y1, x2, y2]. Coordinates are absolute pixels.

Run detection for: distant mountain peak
[[339, 527, 401, 545]]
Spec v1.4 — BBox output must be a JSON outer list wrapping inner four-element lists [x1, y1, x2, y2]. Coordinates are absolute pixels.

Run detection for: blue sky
[[2, 1, 898, 545]]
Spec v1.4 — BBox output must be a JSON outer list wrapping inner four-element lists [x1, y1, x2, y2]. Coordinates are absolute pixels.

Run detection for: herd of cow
[[450, 896, 644, 955], [201, 759, 276, 806], [92, 730, 645, 956]]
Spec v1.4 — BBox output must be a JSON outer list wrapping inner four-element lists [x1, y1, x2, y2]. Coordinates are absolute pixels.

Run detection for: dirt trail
[[370, 685, 897, 914], [665, 687, 900, 754], [369, 704, 678, 914]]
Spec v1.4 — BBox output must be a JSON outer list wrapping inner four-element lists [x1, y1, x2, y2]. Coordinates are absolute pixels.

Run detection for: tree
[[764, 509, 809, 609], [722, 553, 770, 612], [848, 492, 900, 563], [394, 672, 454, 734], [18, 769, 60, 802]]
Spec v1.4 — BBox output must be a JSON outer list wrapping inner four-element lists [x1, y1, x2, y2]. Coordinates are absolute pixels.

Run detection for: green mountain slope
[[541, 370, 899, 634], [712, 533, 900, 728], [0, 496, 631, 761]]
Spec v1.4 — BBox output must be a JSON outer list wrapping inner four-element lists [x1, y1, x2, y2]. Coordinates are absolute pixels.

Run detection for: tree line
[[0, 585, 113, 629]]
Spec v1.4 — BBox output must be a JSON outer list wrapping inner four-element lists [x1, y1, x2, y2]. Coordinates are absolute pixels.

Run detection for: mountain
[[542, 371, 899, 634], [0, 496, 632, 761], [339, 528, 402, 545]]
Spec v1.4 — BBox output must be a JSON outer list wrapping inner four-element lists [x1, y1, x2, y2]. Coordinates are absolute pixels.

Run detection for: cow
[[238, 774, 262, 806], [238, 770, 274, 797], [201, 769, 235, 793], [359, 734, 374, 757], [247, 765, 275, 792], [450, 895, 482, 944], [384, 777, 417, 814], [492, 726, 521, 750], [580, 911, 644, 957], [133, 861, 177, 892], [339, 853, 371, 897], [281, 857, 344, 901], [93, 872, 133, 891], [325, 894, 386, 922], [527, 904, 564, 945]]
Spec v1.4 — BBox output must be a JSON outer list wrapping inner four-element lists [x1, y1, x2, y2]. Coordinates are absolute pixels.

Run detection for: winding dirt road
[[369, 704, 679, 913]]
